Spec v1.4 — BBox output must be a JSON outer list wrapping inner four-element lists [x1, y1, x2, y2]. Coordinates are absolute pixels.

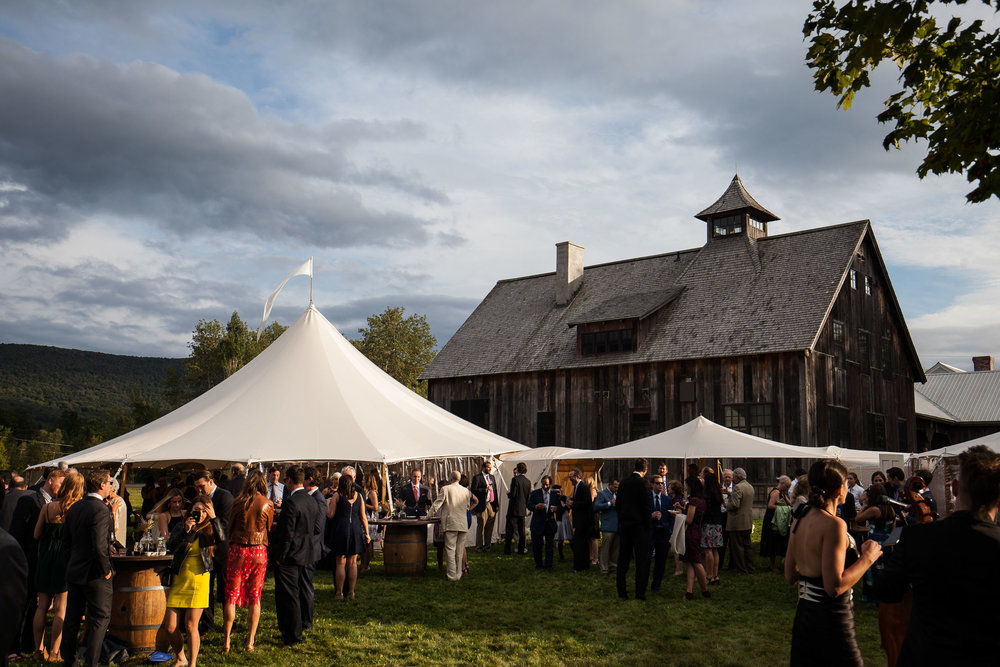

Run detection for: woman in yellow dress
[[164, 494, 224, 667]]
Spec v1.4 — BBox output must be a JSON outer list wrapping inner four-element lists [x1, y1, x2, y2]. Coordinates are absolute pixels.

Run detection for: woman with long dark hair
[[327, 473, 370, 600], [785, 460, 880, 666], [222, 469, 273, 653], [678, 475, 710, 600], [165, 494, 224, 667], [360, 468, 381, 574], [701, 473, 724, 585]]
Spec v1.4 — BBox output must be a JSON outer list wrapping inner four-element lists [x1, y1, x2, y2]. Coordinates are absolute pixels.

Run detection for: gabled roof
[[926, 361, 964, 375], [422, 220, 899, 379], [915, 370, 1000, 423], [695, 174, 779, 222]]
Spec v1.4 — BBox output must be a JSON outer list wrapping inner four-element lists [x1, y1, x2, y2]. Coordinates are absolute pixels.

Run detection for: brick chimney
[[973, 355, 995, 372], [555, 241, 584, 306]]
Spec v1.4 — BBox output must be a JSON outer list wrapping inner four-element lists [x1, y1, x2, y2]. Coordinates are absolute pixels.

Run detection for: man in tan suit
[[431, 471, 473, 581], [725, 467, 756, 574]]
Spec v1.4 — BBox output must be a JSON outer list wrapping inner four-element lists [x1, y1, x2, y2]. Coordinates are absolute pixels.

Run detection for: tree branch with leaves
[[804, 0, 1000, 202]]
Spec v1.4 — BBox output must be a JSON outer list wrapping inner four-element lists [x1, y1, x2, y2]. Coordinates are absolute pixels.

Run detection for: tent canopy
[[912, 430, 1000, 459], [556, 416, 827, 461], [35, 306, 527, 468]]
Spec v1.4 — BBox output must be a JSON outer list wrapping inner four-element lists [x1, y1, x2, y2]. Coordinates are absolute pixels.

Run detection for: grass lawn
[[24, 521, 888, 667]]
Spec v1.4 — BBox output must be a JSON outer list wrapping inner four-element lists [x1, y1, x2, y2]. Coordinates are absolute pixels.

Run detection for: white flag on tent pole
[[257, 257, 312, 339]]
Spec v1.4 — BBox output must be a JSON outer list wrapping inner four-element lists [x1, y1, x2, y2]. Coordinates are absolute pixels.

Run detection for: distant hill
[[0, 343, 183, 429]]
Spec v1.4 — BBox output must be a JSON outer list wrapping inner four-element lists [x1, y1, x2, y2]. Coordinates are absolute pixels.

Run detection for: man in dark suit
[[648, 474, 673, 592], [223, 463, 247, 497], [504, 462, 531, 555], [270, 466, 319, 647], [300, 467, 328, 630], [566, 468, 593, 571], [193, 469, 233, 634], [0, 474, 29, 532], [876, 444, 1000, 662], [394, 468, 431, 518], [470, 461, 499, 551], [9, 468, 65, 657], [616, 458, 653, 600], [527, 475, 560, 570], [60, 468, 113, 667], [1, 483, 29, 667]]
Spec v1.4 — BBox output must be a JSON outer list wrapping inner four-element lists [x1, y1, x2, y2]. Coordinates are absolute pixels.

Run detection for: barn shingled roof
[[421, 220, 877, 379], [695, 173, 779, 222]]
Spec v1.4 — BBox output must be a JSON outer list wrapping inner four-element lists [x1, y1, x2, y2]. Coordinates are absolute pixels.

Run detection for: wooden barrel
[[382, 524, 428, 577], [109, 557, 169, 652]]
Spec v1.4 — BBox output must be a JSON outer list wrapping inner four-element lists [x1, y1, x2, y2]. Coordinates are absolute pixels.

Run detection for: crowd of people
[[1, 448, 998, 665], [0, 463, 375, 666]]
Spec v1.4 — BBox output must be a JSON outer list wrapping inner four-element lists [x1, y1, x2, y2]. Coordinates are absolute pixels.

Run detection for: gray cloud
[[0, 38, 448, 247]]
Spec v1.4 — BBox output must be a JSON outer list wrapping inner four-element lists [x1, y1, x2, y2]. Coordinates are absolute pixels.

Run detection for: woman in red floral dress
[[223, 469, 273, 653]]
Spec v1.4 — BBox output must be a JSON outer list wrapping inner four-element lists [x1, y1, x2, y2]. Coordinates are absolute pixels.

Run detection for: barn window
[[723, 403, 773, 439], [864, 275, 872, 296], [450, 399, 490, 429], [832, 320, 845, 346], [580, 328, 635, 355], [828, 406, 850, 447], [867, 413, 887, 451], [712, 214, 745, 237], [536, 411, 556, 446], [850, 270, 857, 290], [858, 331, 870, 369], [630, 410, 651, 440]]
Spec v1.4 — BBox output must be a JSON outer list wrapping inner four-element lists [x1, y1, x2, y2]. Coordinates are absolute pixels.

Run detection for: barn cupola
[[695, 174, 779, 243]]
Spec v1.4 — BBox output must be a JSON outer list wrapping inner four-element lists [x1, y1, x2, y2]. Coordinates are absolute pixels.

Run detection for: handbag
[[670, 513, 687, 556], [772, 497, 792, 537]]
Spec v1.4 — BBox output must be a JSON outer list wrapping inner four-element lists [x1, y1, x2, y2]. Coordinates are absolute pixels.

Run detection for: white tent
[[35, 305, 528, 468], [912, 430, 1000, 459], [555, 416, 827, 461]]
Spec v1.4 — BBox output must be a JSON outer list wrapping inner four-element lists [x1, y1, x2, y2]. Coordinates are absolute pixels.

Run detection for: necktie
[[414, 485, 419, 501], [655, 494, 660, 512], [487, 477, 494, 503], [270, 484, 275, 501]]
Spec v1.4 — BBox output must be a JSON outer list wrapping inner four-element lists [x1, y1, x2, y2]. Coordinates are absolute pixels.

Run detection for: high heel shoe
[[684, 591, 694, 600]]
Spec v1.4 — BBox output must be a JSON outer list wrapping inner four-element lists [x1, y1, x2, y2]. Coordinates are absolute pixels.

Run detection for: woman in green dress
[[164, 494, 223, 667], [32, 470, 84, 662]]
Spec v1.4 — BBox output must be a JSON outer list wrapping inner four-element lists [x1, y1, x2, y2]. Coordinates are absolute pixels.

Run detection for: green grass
[[25, 525, 887, 667]]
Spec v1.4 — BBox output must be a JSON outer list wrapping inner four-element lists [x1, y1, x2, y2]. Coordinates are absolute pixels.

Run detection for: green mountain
[[0, 343, 183, 433]]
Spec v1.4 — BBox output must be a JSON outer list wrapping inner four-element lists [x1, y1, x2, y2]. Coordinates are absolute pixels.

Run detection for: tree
[[165, 311, 287, 405], [804, 0, 1000, 202], [352, 307, 438, 397]]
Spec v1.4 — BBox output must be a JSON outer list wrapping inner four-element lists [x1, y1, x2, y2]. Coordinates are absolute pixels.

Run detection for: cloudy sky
[[1, 1, 998, 370]]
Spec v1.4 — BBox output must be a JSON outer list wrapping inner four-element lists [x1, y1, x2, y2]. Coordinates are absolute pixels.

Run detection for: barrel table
[[109, 555, 172, 652], [374, 518, 439, 577]]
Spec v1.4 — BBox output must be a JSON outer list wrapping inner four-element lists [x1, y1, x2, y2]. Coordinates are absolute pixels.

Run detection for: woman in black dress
[[785, 460, 881, 666], [761, 475, 793, 572], [326, 473, 370, 600]]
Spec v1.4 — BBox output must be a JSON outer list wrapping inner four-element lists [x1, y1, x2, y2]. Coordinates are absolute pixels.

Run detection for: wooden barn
[[421, 175, 925, 456]]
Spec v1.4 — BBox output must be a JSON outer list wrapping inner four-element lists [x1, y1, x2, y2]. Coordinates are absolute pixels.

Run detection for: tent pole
[[383, 462, 393, 513]]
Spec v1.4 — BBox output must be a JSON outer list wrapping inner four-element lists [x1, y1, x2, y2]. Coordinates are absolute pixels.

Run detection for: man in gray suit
[[726, 468, 755, 574], [431, 471, 473, 581]]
